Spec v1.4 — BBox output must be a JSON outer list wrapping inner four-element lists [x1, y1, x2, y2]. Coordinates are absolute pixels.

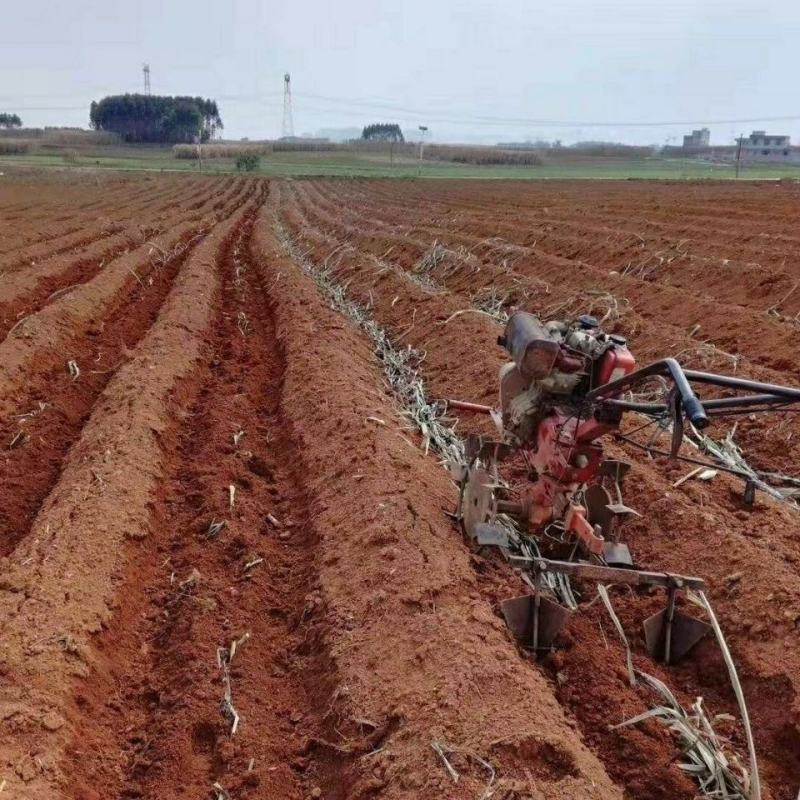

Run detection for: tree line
[[89, 94, 222, 143], [0, 113, 22, 129]]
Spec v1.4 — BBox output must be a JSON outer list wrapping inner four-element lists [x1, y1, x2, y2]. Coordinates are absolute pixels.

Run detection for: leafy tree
[[0, 113, 22, 129], [89, 94, 223, 143], [361, 123, 404, 143]]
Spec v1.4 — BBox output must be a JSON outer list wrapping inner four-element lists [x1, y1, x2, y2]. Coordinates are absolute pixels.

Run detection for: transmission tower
[[282, 72, 294, 138], [143, 63, 151, 96]]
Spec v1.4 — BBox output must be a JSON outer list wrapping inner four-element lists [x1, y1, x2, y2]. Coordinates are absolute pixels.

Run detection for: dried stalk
[[542, 290, 631, 326], [216, 632, 250, 736], [601, 585, 757, 799], [431, 740, 459, 783], [275, 220, 464, 467]]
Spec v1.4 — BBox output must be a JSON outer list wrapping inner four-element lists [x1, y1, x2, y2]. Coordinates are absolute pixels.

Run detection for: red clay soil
[[0, 184, 262, 800], [275, 191, 702, 798], [0, 178, 623, 800], [69, 194, 327, 800], [276, 178, 800, 799], [0, 180, 252, 419], [0, 180, 256, 562], [0, 176, 244, 340], [2, 173, 800, 800], [0, 173, 210, 257], [0, 181, 254, 561], [259, 194, 630, 799]]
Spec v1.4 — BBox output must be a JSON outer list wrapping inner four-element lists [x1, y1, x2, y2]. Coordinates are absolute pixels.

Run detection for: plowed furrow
[[310, 180, 800, 317], [248, 189, 625, 799], [75, 191, 352, 800], [0, 181, 256, 416], [0, 176, 218, 271], [0, 177, 199, 253], [0, 174, 228, 266], [329, 180, 800, 289], [0, 184, 265, 800], [357, 178, 800, 237], [0, 177, 247, 341], [0, 182, 256, 560]]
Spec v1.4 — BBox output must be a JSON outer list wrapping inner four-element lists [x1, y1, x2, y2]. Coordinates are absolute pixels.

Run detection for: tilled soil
[[1, 174, 799, 800]]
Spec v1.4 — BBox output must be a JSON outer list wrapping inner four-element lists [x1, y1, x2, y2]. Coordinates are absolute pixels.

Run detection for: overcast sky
[[2, 0, 799, 145]]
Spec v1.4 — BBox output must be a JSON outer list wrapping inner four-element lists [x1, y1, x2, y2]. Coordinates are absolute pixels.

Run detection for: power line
[[291, 93, 800, 128], [214, 91, 800, 129], [9, 90, 800, 130]]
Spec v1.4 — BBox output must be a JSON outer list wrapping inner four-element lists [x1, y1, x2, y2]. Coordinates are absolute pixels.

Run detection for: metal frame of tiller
[[451, 356, 800, 664]]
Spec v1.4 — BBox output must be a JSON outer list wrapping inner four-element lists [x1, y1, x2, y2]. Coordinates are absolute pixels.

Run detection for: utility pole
[[143, 63, 151, 96], [418, 125, 428, 176], [735, 132, 743, 179], [282, 73, 295, 139]]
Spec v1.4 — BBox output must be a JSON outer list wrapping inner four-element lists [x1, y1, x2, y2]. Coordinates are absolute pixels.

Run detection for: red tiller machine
[[451, 310, 800, 661]]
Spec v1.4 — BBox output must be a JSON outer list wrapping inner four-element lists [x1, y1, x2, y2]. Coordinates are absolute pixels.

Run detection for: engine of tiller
[[462, 310, 638, 564]]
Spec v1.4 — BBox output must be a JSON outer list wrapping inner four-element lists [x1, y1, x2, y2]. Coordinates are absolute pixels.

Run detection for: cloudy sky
[[2, 0, 799, 145]]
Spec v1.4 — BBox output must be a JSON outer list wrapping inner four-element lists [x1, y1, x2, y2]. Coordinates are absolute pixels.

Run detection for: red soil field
[[1, 172, 799, 800]]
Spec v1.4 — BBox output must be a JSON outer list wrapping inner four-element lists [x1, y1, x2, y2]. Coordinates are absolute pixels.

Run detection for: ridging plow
[[449, 311, 800, 799]]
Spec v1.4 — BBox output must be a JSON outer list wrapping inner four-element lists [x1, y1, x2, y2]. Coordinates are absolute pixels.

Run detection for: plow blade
[[643, 607, 711, 663], [474, 522, 511, 549], [601, 541, 634, 567], [501, 594, 572, 653]]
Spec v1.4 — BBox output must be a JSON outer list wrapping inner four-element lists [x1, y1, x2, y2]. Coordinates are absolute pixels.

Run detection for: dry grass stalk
[[766, 281, 799, 318], [207, 519, 226, 539], [542, 290, 631, 325], [217, 632, 251, 736], [415, 240, 478, 280], [430, 740, 497, 799], [686, 423, 799, 506], [613, 672, 751, 799], [440, 308, 500, 326], [8, 430, 29, 450], [470, 286, 513, 322], [274, 219, 464, 467], [368, 253, 440, 293], [672, 342, 740, 372], [415, 241, 448, 275], [621, 240, 691, 279], [243, 556, 263, 572], [431, 740, 459, 783], [211, 781, 230, 800], [600, 587, 757, 799]]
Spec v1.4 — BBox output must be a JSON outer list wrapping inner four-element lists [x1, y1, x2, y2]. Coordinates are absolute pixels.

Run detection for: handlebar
[[585, 358, 710, 428], [588, 359, 800, 426]]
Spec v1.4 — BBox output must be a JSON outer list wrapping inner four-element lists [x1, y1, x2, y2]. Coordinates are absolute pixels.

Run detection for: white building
[[739, 130, 799, 162]]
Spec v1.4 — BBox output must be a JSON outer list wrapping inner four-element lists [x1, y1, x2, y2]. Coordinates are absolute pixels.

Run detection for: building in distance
[[682, 128, 710, 149]]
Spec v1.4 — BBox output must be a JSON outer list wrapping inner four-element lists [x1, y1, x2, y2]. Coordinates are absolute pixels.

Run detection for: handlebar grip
[[682, 396, 708, 429]]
